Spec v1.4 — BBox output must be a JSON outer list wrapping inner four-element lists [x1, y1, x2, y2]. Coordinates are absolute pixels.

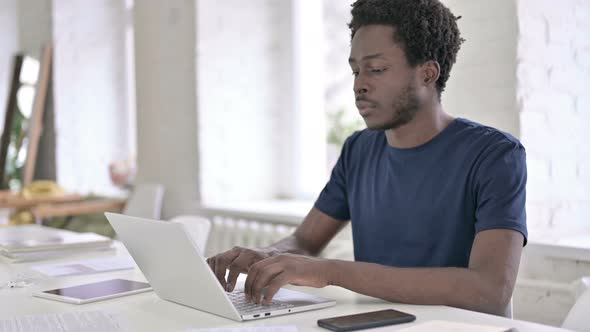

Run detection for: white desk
[[0, 243, 570, 332]]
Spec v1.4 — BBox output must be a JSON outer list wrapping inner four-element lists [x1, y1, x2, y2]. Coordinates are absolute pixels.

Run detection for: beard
[[367, 83, 421, 131]]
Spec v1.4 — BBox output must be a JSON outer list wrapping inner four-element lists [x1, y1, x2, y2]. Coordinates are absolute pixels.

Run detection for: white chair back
[[169, 215, 211, 256], [562, 277, 590, 331], [123, 184, 164, 219]]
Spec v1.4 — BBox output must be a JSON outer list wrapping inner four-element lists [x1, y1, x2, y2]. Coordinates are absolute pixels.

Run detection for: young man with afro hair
[[208, 0, 527, 317]]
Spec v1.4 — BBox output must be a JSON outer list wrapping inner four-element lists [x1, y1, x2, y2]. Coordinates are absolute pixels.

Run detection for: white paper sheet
[[397, 320, 513, 332], [31, 256, 136, 277], [0, 310, 121, 332], [184, 326, 298, 332]]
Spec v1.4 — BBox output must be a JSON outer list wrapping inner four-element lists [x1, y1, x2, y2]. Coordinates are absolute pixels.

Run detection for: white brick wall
[[435, 1, 590, 327], [517, 0, 590, 235], [514, 0, 590, 326], [442, 0, 520, 137], [52, 0, 132, 196]]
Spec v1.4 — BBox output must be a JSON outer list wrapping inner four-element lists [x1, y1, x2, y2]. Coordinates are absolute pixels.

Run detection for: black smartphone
[[317, 309, 416, 332]]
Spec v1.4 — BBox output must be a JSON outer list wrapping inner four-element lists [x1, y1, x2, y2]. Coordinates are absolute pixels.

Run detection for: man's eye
[[371, 68, 385, 73], [351, 71, 359, 77]]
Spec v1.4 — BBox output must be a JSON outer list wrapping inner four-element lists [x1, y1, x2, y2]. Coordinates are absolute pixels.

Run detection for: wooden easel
[[0, 55, 23, 188], [0, 44, 125, 221], [22, 44, 52, 186], [0, 44, 52, 192]]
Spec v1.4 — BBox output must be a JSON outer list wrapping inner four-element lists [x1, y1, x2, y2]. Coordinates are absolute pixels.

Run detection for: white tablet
[[33, 278, 152, 304]]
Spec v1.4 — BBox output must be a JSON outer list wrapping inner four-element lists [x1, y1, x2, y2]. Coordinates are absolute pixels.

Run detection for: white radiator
[[205, 216, 296, 257], [198, 206, 354, 260]]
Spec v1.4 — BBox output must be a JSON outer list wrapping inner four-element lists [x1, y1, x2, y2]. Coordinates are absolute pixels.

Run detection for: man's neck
[[384, 103, 454, 149]]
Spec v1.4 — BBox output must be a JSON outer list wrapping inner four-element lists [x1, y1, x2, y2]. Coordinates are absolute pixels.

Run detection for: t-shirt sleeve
[[474, 141, 528, 245], [313, 137, 353, 221]]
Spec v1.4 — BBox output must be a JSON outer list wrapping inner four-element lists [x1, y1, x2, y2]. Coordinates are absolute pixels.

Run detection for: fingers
[[245, 257, 282, 302], [226, 247, 270, 291], [249, 263, 285, 304], [242, 254, 323, 305], [208, 247, 242, 289], [226, 254, 252, 292], [262, 273, 289, 305], [208, 246, 272, 291], [244, 257, 274, 300]]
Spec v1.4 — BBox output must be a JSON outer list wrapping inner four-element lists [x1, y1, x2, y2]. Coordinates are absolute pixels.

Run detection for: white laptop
[[105, 213, 335, 321]]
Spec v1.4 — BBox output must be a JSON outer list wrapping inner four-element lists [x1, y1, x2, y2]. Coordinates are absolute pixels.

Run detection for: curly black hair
[[349, 0, 464, 96]]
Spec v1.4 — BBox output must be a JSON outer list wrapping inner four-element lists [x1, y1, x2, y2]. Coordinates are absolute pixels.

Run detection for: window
[[197, 0, 361, 207]]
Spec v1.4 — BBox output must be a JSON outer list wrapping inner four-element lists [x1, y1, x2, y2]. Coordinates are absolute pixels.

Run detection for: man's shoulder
[[455, 118, 524, 151], [341, 118, 525, 155], [455, 118, 526, 179]]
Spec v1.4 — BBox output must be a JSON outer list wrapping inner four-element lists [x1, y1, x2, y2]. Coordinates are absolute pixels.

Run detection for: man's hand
[[206, 208, 346, 299], [207, 246, 276, 292], [244, 253, 332, 305]]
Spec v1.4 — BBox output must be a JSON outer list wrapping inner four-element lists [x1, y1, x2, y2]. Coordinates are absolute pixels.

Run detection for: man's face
[[349, 25, 421, 130]]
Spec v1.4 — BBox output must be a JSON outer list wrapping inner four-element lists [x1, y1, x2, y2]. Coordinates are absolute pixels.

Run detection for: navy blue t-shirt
[[314, 118, 527, 268]]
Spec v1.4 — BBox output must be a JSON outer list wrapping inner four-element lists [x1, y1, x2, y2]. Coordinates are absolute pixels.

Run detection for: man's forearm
[[264, 207, 346, 257], [267, 235, 314, 256], [327, 260, 511, 316]]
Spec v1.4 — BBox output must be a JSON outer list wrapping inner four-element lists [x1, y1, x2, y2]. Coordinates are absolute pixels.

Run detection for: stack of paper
[[0, 225, 113, 262], [31, 256, 136, 277], [0, 310, 122, 332]]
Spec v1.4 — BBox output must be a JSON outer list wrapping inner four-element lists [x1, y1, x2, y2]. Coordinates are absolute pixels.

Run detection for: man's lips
[[356, 100, 376, 116]]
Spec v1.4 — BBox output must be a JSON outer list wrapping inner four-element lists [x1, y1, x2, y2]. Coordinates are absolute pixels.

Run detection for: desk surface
[[0, 244, 570, 332]]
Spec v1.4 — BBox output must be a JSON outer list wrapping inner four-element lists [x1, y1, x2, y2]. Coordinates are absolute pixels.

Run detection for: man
[[207, 0, 527, 317]]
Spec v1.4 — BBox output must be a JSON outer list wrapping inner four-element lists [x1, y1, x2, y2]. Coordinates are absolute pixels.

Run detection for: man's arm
[[327, 229, 523, 315], [271, 207, 349, 256], [207, 207, 348, 291], [245, 229, 523, 316]]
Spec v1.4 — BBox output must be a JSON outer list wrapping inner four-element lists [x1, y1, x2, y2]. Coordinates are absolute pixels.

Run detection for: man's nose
[[353, 75, 369, 95]]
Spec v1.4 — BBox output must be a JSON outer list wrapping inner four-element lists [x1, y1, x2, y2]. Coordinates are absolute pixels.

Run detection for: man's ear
[[420, 60, 440, 86]]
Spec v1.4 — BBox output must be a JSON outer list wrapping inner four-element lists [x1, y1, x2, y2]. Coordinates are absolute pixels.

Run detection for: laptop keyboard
[[227, 290, 294, 314]]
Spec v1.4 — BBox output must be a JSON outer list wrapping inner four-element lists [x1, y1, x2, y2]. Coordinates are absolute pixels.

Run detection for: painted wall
[[517, 0, 590, 237], [0, 0, 18, 132]]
